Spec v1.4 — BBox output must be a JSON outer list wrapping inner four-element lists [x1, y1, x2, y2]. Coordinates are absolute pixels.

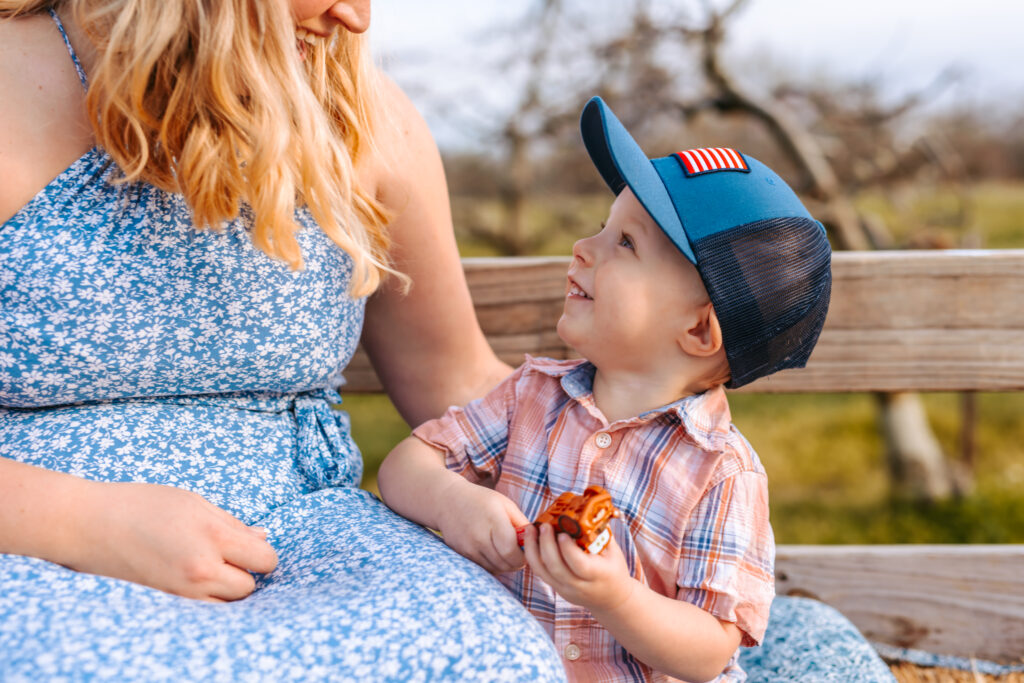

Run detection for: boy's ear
[[678, 302, 724, 358]]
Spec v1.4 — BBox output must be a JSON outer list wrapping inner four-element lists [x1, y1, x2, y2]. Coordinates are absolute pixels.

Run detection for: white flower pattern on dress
[[0, 147, 566, 681]]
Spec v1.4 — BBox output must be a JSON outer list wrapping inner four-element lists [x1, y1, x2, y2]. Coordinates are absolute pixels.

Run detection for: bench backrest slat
[[344, 249, 1024, 393]]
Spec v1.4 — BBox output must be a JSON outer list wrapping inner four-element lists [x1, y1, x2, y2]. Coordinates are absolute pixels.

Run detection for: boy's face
[[557, 188, 712, 373]]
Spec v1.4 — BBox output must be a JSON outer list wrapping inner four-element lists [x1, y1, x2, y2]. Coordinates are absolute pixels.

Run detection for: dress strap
[[48, 8, 89, 92]]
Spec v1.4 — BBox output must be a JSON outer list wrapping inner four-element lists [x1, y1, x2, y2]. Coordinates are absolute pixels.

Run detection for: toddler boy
[[378, 96, 831, 682]]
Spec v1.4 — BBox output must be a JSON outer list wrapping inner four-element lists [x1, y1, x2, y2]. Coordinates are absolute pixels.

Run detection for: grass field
[[350, 181, 1024, 545], [349, 390, 1024, 544]]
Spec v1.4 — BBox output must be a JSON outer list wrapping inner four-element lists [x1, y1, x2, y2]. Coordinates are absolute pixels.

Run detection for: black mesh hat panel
[[692, 217, 832, 388]]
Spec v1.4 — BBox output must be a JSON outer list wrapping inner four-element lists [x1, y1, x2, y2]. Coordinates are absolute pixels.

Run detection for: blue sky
[[372, 1, 1024, 148]]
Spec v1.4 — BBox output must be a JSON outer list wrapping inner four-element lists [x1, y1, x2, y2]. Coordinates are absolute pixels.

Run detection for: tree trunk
[[877, 392, 955, 501]]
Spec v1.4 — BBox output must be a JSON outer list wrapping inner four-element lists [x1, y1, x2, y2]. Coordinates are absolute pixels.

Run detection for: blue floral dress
[[0, 11, 897, 682], [0, 12, 565, 682]]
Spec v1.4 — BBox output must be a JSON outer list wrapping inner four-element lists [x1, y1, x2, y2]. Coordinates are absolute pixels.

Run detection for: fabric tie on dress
[[292, 389, 363, 490]]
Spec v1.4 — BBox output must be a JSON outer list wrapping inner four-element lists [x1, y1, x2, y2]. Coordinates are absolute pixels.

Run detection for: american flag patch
[[676, 148, 749, 176]]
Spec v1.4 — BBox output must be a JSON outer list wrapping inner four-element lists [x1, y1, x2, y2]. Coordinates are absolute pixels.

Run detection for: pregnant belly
[[0, 390, 362, 525]]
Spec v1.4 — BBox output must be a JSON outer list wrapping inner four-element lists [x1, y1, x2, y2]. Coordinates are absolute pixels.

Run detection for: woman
[[0, 1, 896, 680], [0, 1, 565, 679]]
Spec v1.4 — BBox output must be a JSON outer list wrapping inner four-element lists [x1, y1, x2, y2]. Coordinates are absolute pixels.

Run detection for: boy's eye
[[618, 233, 635, 250]]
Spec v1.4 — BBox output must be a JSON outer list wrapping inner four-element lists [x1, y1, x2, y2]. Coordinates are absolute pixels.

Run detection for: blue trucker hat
[[580, 96, 832, 388]]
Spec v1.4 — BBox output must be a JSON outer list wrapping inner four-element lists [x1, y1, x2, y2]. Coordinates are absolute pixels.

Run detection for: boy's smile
[[567, 279, 591, 300], [557, 188, 711, 377]]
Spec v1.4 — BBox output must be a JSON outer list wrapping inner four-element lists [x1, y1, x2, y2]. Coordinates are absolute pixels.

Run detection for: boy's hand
[[434, 479, 528, 574], [522, 522, 635, 612]]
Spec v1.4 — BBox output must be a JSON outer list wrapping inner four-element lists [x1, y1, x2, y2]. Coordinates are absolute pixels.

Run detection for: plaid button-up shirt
[[414, 356, 774, 683]]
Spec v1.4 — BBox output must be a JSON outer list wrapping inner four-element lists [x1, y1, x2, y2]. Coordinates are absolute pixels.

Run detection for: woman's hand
[[64, 480, 279, 602], [521, 523, 635, 612], [434, 479, 528, 575]]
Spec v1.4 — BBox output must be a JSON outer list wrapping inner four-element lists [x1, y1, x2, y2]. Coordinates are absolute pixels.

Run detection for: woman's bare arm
[[0, 457, 83, 562], [359, 77, 512, 427], [0, 457, 278, 601]]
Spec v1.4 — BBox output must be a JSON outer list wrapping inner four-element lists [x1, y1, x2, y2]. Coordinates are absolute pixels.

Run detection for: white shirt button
[[595, 432, 612, 448], [564, 643, 581, 661]]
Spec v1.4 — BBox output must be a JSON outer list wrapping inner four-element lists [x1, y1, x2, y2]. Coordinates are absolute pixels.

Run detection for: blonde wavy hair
[[1, 0, 398, 296]]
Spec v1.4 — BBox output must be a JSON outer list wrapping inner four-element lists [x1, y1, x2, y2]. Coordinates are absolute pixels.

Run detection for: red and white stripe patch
[[676, 147, 748, 175]]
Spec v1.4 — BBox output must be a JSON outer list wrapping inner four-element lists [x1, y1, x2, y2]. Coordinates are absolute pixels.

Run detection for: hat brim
[[580, 97, 697, 264]]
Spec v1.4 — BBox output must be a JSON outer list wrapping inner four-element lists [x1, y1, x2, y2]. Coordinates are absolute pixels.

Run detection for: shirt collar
[[540, 358, 733, 453]]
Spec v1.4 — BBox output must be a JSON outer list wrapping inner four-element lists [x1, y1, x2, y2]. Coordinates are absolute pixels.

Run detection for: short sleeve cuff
[[678, 581, 774, 646], [412, 410, 489, 485]]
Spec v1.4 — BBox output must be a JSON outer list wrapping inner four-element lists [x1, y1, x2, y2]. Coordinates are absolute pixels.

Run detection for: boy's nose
[[571, 235, 595, 264]]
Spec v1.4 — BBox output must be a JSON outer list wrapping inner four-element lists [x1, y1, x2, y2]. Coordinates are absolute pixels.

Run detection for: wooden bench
[[346, 249, 1024, 664]]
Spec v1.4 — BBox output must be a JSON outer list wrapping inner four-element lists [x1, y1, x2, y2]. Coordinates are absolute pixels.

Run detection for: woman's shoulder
[[0, 13, 86, 134], [373, 74, 433, 152], [0, 12, 94, 224], [0, 10, 49, 51], [0, 14, 56, 139], [359, 74, 441, 209]]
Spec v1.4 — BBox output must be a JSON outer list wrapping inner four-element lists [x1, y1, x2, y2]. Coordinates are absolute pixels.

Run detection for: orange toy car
[[516, 485, 621, 554]]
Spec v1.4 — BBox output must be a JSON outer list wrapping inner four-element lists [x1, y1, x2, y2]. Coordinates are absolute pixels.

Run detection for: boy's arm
[[590, 564, 741, 681], [377, 436, 468, 531], [523, 525, 742, 682], [378, 436, 529, 574]]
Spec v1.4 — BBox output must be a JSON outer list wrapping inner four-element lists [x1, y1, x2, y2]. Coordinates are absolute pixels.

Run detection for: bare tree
[[667, 0, 962, 499], [437, 0, 579, 255], [409, 0, 980, 499], [548, 0, 968, 500]]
